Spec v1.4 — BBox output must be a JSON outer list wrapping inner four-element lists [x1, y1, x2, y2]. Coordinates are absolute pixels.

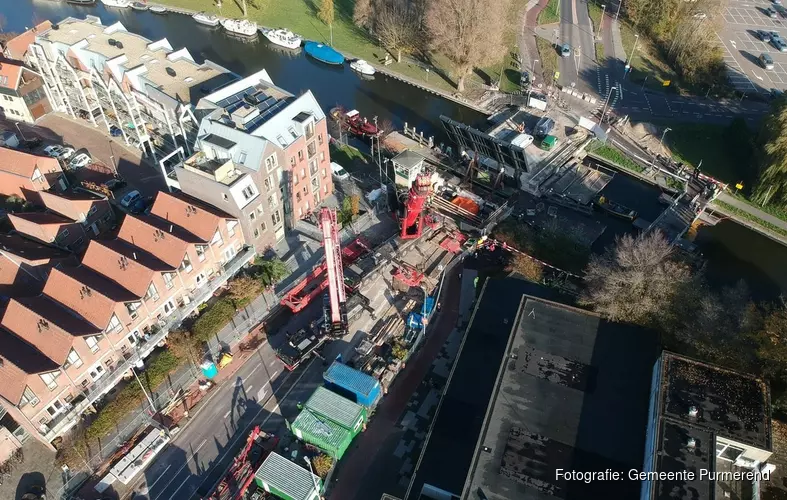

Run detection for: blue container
[[323, 361, 382, 407], [201, 361, 218, 380], [304, 41, 345, 65]]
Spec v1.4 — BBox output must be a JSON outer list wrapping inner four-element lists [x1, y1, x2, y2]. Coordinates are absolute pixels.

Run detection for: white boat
[[193, 12, 221, 27], [221, 18, 258, 38], [100, 0, 131, 7], [149, 5, 167, 13], [261, 28, 302, 49], [350, 59, 376, 76]]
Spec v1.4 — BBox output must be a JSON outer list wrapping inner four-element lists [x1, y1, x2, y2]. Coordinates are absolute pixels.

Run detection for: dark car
[[104, 178, 127, 191], [21, 137, 42, 150], [129, 196, 152, 215], [534, 116, 555, 137], [759, 30, 772, 42], [520, 70, 531, 88], [109, 125, 123, 137]]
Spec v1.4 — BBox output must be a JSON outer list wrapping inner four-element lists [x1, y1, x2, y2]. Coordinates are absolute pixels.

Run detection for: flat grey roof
[[201, 133, 236, 150]]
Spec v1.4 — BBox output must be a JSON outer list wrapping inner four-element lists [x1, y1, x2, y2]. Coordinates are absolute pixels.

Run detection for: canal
[[10, 1, 787, 301]]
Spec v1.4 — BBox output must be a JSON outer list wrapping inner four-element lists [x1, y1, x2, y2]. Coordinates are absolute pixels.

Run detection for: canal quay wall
[[149, 2, 490, 115]]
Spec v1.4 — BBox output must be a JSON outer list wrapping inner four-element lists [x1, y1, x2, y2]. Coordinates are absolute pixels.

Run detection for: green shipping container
[[254, 452, 322, 500], [305, 387, 367, 436], [291, 408, 354, 459]]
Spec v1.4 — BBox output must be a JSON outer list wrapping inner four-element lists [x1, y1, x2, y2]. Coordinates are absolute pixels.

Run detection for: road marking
[[246, 384, 253, 392], [271, 370, 279, 378], [223, 409, 231, 419], [257, 387, 267, 400], [247, 363, 261, 378], [147, 464, 171, 490], [193, 358, 313, 497], [153, 438, 209, 500]]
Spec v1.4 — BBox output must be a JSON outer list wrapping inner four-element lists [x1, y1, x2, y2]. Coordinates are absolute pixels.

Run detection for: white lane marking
[[147, 464, 171, 490], [223, 409, 231, 419], [153, 438, 208, 500], [246, 385, 253, 392], [257, 387, 267, 400], [247, 363, 261, 378], [271, 370, 279, 378]]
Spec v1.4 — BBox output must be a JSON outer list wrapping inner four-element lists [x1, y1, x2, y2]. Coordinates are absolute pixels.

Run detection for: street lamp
[[615, 0, 623, 20], [15, 122, 27, 141], [303, 456, 322, 497], [598, 86, 618, 125], [597, 5, 606, 40], [527, 59, 539, 104], [650, 127, 671, 171], [625, 33, 639, 79]]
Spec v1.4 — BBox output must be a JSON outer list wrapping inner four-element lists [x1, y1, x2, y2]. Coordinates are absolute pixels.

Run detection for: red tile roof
[[43, 267, 118, 331], [117, 214, 192, 269], [3, 21, 52, 61], [7, 212, 73, 244], [81, 239, 158, 298], [0, 60, 23, 91], [150, 191, 233, 242], [0, 146, 62, 179], [0, 327, 59, 405]]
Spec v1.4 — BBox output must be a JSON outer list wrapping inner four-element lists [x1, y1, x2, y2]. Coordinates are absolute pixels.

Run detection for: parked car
[[21, 137, 42, 150], [330, 162, 350, 181], [560, 43, 571, 57], [777, 39, 787, 52], [104, 178, 127, 191], [129, 196, 153, 215], [43, 145, 63, 157], [758, 30, 771, 42], [120, 189, 141, 208], [766, 7, 778, 18], [775, 0, 782, 5], [58, 147, 75, 160], [109, 126, 123, 137], [520, 70, 531, 88], [761, 53, 775, 70], [68, 153, 91, 169], [534, 116, 555, 137]]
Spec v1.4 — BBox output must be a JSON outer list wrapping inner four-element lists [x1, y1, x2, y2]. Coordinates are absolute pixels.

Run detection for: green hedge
[[84, 350, 180, 441], [192, 298, 236, 343]]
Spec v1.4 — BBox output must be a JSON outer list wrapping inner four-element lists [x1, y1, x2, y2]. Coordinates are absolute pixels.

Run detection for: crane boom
[[320, 207, 348, 336]]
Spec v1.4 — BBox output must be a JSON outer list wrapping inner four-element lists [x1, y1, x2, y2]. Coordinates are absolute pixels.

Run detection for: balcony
[[38, 247, 256, 443]]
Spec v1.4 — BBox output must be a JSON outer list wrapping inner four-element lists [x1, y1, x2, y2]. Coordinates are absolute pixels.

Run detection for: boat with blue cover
[[304, 41, 344, 65]]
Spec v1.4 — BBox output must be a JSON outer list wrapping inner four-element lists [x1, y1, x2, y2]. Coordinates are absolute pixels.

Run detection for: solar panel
[[225, 101, 245, 114]]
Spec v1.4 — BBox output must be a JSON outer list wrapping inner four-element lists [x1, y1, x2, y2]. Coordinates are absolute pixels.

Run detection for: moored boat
[[261, 28, 302, 49], [330, 107, 381, 137], [304, 41, 344, 65], [593, 194, 638, 220], [130, 1, 148, 10], [66, 0, 96, 4], [193, 12, 221, 27], [149, 5, 167, 13], [100, 0, 131, 7], [350, 59, 375, 76], [221, 18, 258, 38]]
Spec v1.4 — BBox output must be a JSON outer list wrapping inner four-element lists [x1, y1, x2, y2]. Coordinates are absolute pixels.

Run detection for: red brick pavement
[[327, 265, 464, 500]]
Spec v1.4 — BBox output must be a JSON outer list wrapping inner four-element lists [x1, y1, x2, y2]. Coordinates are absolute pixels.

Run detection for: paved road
[[558, 0, 600, 95]]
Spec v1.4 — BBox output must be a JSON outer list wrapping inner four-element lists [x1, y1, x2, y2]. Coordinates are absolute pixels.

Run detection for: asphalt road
[[558, 0, 604, 95]]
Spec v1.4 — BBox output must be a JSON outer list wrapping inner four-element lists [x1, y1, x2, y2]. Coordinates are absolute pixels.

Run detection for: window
[[163, 272, 175, 290], [227, 220, 238, 237], [268, 194, 278, 209], [88, 364, 105, 381], [179, 254, 192, 273], [127, 332, 138, 346], [265, 154, 278, 172], [222, 193, 229, 202], [45, 400, 64, 417], [305, 201, 310, 211], [307, 142, 317, 158], [254, 227, 260, 238], [105, 314, 122, 333], [238, 151, 247, 165], [196, 245, 207, 262], [249, 211, 256, 221], [126, 301, 142, 319], [211, 230, 224, 247], [314, 191, 320, 204], [261, 221, 267, 232], [297, 150, 304, 162], [40, 372, 59, 390], [144, 283, 159, 303], [322, 169, 327, 178], [312, 177, 319, 191], [19, 387, 39, 408], [320, 151, 325, 162], [241, 185, 256, 201], [303, 185, 308, 194], [87, 205, 97, 217], [324, 185, 329, 194], [163, 299, 176, 316], [717, 442, 746, 462], [300, 168, 306, 180], [290, 156, 296, 167], [31, 168, 42, 182], [264, 176, 274, 191], [296, 192, 301, 202], [85, 335, 100, 353], [63, 349, 83, 369], [195, 272, 207, 287], [305, 121, 315, 139], [318, 133, 324, 145], [271, 210, 281, 226], [298, 207, 303, 217]]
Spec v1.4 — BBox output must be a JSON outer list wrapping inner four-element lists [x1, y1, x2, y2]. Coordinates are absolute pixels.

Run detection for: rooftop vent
[[166, 67, 176, 77], [108, 39, 117, 46], [688, 406, 699, 418], [687, 437, 696, 450], [52, 24, 59, 30], [244, 93, 260, 106], [116, 41, 124, 49]]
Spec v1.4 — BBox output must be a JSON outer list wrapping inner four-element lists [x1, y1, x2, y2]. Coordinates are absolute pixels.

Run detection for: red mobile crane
[[400, 173, 432, 239], [203, 426, 278, 500], [320, 207, 349, 338]]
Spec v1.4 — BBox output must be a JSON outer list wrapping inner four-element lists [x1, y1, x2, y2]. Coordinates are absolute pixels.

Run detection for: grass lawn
[[587, 141, 645, 173], [480, 0, 530, 93], [595, 43, 605, 63], [618, 21, 678, 93], [535, 37, 559, 84], [732, 192, 787, 225], [538, 0, 560, 25], [587, 2, 603, 35], [715, 200, 787, 238], [660, 123, 741, 184]]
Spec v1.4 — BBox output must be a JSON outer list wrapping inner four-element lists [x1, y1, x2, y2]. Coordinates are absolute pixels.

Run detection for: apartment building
[[0, 233, 76, 296], [0, 190, 252, 448], [0, 58, 51, 123], [170, 69, 334, 253], [26, 16, 235, 164], [0, 147, 66, 201], [2, 21, 53, 61]]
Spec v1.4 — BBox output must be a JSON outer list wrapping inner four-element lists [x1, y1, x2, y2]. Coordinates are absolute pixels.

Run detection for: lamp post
[[597, 5, 606, 40], [303, 457, 322, 497], [650, 127, 671, 171], [625, 33, 639, 78], [527, 59, 539, 104], [615, 0, 623, 20], [15, 122, 27, 141], [598, 86, 618, 125]]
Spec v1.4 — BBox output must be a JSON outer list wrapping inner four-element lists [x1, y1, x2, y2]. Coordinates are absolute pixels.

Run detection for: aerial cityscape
[[0, 0, 786, 499]]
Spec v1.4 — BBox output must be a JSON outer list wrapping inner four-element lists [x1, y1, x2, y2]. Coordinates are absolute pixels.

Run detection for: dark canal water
[[12, 0, 787, 300]]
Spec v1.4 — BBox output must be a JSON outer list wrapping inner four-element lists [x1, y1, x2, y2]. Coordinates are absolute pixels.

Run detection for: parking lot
[[719, 0, 787, 94]]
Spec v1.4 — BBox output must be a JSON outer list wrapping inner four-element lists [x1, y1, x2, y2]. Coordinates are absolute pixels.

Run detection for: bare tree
[[425, 0, 510, 91], [376, 0, 421, 63], [579, 231, 692, 326], [319, 0, 335, 45], [353, 0, 374, 29]]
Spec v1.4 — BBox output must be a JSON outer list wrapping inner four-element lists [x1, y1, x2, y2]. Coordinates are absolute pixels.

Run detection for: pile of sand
[[625, 121, 673, 155]]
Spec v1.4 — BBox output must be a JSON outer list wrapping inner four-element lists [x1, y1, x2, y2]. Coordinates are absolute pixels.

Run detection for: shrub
[[192, 298, 236, 342], [311, 453, 333, 478]]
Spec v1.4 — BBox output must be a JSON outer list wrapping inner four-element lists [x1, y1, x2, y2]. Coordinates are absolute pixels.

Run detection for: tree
[[319, 0, 335, 45], [507, 254, 544, 283], [755, 98, 787, 205], [425, 0, 510, 91], [376, 0, 422, 63], [311, 453, 333, 478], [228, 275, 261, 305], [167, 329, 202, 363], [579, 231, 692, 326], [353, 0, 374, 28], [254, 256, 290, 287]]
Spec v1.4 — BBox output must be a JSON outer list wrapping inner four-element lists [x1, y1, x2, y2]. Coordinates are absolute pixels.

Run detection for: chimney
[[132, 252, 137, 260], [169, 224, 173, 233], [688, 406, 699, 418]]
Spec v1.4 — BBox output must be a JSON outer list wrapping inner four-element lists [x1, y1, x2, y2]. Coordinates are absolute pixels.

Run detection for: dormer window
[[105, 314, 122, 334], [179, 253, 192, 273]]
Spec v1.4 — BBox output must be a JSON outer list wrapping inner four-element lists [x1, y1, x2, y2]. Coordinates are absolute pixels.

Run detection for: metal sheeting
[[305, 386, 364, 430], [255, 452, 320, 500]]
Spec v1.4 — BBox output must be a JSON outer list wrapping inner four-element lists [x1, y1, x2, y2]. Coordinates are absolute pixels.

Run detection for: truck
[[275, 326, 327, 371]]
